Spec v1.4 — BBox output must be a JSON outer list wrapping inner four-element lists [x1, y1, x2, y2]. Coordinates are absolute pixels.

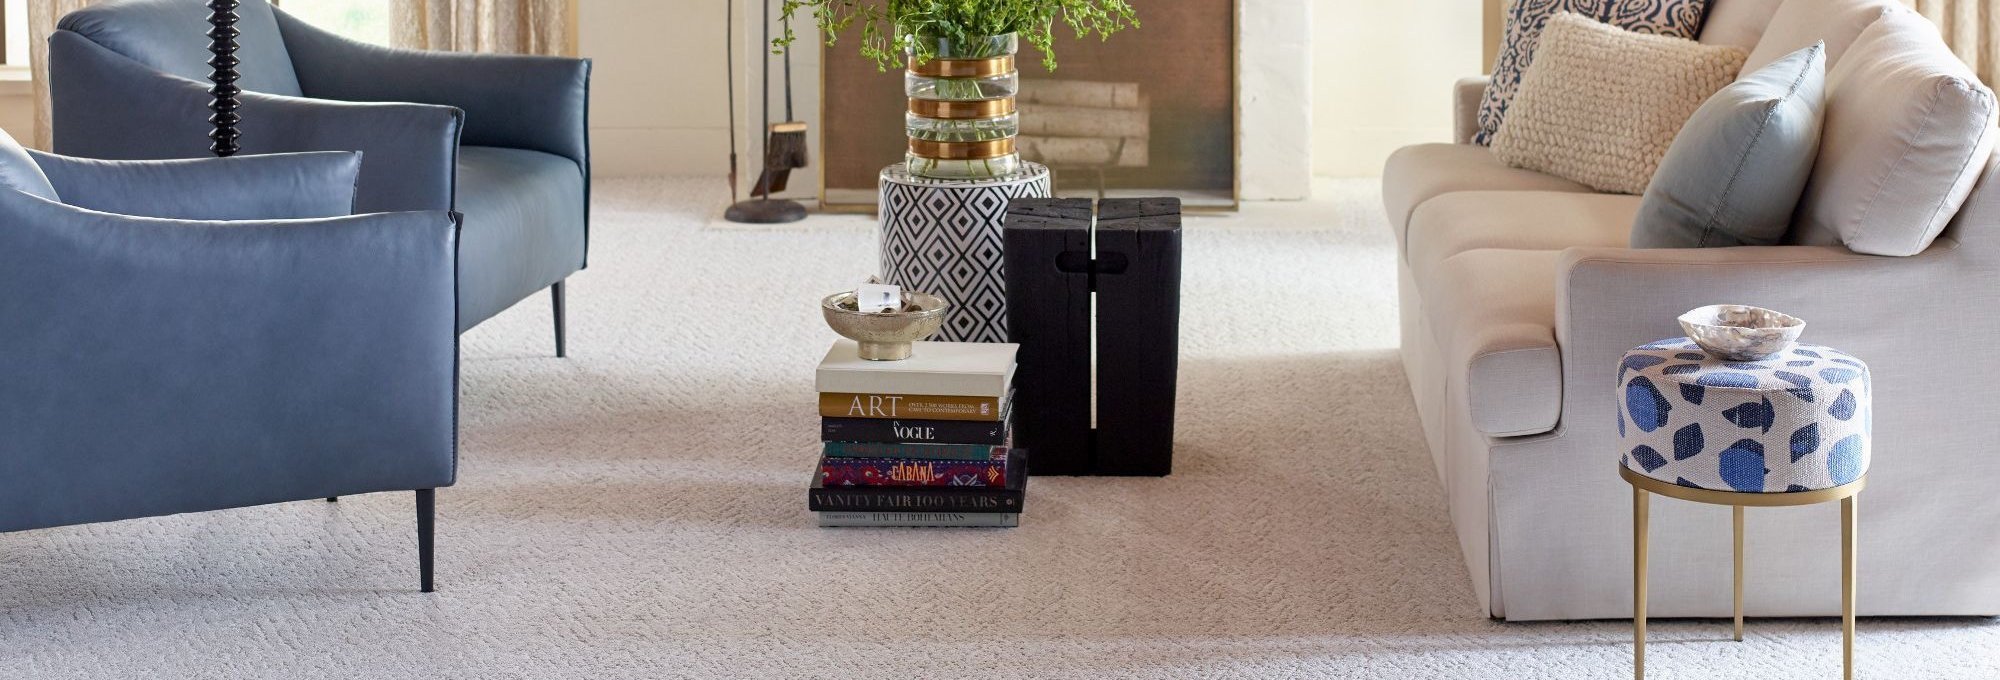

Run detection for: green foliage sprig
[[775, 0, 1138, 72]]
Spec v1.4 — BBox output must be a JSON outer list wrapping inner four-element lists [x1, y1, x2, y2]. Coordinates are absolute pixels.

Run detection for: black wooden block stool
[[1003, 197, 1182, 476]]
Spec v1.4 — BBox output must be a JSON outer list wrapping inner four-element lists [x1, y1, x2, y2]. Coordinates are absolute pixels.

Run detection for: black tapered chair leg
[[551, 280, 567, 358], [326, 496, 338, 502], [416, 488, 435, 593]]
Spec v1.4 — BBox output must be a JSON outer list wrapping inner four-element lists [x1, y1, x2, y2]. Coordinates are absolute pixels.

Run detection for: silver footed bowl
[[821, 291, 949, 361], [1677, 304, 1805, 361]]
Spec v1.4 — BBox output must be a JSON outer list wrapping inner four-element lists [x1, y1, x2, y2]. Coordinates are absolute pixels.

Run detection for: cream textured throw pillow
[[1492, 13, 1746, 195]]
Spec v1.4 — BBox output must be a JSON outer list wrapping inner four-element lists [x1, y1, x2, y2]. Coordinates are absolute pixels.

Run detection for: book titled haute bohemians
[[815, 511, 1020, 528], [819, 447, 1011, 487], [816, 340, 1018, 398]]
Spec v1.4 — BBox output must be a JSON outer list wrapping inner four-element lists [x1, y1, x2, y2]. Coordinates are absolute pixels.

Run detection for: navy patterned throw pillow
[[1475, 0, 1714, 146]]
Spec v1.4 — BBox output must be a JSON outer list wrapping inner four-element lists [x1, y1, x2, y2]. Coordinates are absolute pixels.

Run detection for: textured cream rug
[[3, 178, 1996, 679]]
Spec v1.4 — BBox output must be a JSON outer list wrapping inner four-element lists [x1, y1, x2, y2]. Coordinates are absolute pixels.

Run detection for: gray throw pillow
[[1631, 42, 1826, 248]]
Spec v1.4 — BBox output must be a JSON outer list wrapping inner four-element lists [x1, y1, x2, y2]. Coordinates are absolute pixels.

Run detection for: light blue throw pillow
[[1631, 42, 1827, 248]]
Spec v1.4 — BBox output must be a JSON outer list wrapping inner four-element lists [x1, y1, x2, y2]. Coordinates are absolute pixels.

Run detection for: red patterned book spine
[[818, 449, 1011, 487]]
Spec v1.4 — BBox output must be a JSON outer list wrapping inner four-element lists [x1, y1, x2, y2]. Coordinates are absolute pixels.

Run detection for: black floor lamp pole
[[207, 0, 241, 157]]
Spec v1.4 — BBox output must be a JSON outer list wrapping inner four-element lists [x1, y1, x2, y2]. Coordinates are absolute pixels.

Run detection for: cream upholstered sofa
[[1386, 0, 2000, 621]]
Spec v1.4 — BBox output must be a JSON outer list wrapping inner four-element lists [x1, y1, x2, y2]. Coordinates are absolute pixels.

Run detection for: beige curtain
[[27, 0, 104, 149], [391, 0, 573, 56], [1905, 0, 2000, 86]]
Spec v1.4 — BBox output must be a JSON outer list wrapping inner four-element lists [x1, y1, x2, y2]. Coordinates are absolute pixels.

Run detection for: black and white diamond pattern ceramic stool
[[879, 162, 1051, 343]]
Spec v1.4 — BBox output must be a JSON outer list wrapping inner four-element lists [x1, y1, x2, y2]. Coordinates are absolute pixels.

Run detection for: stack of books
[[809, 339, 1026, 528]]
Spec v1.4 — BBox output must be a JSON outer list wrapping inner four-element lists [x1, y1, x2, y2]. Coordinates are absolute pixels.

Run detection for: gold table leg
[[1634, 486, 1650, 680], [1843, 494, 1858, 680], [1733, 504, 1745, 642]]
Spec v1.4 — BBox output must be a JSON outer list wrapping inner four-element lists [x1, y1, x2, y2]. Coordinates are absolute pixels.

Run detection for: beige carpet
[[4, 177, 1997, 679]]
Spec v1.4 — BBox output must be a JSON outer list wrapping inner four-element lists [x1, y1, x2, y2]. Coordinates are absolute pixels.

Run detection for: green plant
[[775, 0, 1138, 72]]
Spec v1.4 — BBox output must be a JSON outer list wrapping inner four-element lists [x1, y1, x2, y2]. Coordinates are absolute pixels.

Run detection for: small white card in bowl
[[854, 282, 903, 313]]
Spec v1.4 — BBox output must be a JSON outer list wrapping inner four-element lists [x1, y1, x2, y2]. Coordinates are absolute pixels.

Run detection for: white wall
[[578, 0, 819, 201], [0, 84, 32, 146], [578, 0, 732, 178], [1310, 0, 1485, 178]]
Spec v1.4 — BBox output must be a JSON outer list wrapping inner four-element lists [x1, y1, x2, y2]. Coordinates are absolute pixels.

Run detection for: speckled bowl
[[1677, 305, 1805, 361], [821, 291, 949, 361]]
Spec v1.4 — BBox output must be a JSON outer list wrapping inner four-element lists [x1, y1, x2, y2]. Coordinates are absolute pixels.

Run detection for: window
[[4, 0, 26, 66], [0, 1, 390, 68], [273, 0, 393, 47]]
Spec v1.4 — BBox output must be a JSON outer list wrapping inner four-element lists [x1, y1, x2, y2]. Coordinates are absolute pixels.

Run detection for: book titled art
[[818, 392, 1004, 421]]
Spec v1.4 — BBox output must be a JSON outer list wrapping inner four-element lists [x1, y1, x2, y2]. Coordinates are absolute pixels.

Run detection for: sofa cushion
[[1699, 0, 1785, 52], [1492, 13, 1746, 195], [1406, 191, 1640, 279], [1419, 249, 1566, 437], [1382, 143, 1592, 244], [455, 146, 588, 330], [1740, 0, 1896, 74], [1789, 11, 1999, 256], [1476, 0, 1713, 146], [1631, 43, 1826, 248]]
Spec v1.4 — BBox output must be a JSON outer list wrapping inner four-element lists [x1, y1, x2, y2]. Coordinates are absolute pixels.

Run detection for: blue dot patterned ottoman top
[[1617, 338, 1870, 493]]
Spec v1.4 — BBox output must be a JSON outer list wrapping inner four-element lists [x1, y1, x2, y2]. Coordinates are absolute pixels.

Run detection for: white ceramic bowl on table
[[1677, 304, 1806, 361]]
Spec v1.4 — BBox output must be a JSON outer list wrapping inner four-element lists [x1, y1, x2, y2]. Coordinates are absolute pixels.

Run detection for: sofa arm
[[28, 150, 364, 220], [1455, 76, 1489, 145], [275, 9, 590, 170], [1555, 243, 1949, 400], [1559, 244, 1914, 339], [0, 192, 460, 533], [48, 28, 463, 214]]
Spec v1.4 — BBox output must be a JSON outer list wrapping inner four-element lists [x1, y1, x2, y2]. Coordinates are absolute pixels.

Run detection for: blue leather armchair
[[47, 0, 590, 354], [0, 130, 457, 591]]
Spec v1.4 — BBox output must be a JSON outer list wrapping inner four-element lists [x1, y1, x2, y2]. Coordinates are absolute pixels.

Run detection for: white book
[[816, 512, 1021, 528], [816, 340, 1018, 398]]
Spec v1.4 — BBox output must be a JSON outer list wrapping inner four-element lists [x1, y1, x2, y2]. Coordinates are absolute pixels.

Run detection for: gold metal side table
[[1625, 467, 1864, 679], [1614, 337, 1872, 680]]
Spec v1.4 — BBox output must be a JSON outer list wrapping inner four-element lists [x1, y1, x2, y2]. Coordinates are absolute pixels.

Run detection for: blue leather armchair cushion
[[29, 150, 362, 220], [456, 146, 586, 331]]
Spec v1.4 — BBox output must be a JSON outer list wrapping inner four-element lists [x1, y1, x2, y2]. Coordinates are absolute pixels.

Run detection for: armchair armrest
[[0, 192, 460, 532], [28, 150, 363, 220], [274, 9, 589, 169], [48, 28, 463, 213], [1455, 76, 1489, 145]]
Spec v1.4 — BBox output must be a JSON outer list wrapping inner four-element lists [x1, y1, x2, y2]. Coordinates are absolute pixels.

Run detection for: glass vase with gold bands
[[904, 32, 1021, 179]]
